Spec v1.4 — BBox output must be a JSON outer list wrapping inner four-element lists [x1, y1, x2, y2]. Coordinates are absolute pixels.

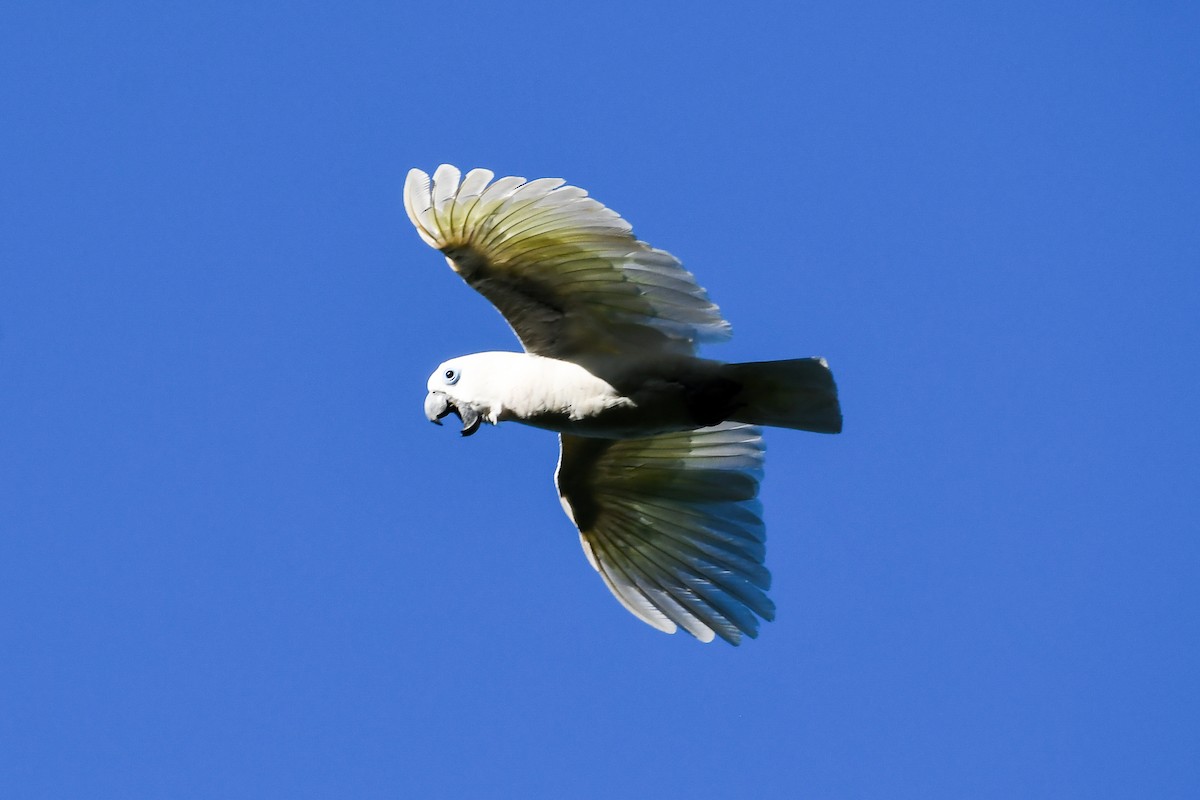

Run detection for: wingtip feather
[[403, 168, 442, 248]]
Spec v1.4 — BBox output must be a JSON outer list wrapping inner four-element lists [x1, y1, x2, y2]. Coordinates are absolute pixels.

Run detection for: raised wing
[[555, 423, 774, 645], [404, 165, 731, 358]]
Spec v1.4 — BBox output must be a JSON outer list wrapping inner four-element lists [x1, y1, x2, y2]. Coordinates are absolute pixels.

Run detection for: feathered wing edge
[[404, 165, 731, 356], [556, 423, 775, 645]]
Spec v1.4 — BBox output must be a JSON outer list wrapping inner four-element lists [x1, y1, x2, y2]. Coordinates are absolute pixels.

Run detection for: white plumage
[[406, 165, 841, 644]]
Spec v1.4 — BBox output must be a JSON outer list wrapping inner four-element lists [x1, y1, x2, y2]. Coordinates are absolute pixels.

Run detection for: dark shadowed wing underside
[[555, 422, 774, 644]]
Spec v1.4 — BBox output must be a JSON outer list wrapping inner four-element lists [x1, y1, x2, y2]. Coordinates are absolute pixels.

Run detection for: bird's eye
[[443, 368, 459, 385]]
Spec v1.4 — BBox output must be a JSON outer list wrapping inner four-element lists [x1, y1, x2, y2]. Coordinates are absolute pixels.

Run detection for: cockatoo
[[405, 165, 841, 644]]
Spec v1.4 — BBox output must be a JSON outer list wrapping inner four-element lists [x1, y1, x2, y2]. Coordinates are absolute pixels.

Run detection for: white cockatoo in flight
[[405, 165, 841, 645]]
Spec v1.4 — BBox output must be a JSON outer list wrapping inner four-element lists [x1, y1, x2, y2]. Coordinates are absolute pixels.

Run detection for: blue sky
[[2, 2, 1197, 797]]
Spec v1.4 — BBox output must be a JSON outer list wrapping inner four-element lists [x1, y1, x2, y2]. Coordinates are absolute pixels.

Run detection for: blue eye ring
[[443, 368, 459, 385]]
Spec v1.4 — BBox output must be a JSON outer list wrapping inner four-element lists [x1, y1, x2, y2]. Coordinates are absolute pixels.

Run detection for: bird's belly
[[515, 403, 700, 440]]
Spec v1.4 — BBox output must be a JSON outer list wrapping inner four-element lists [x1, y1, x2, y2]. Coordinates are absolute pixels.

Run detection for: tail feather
[[726, 358, 842, 434]]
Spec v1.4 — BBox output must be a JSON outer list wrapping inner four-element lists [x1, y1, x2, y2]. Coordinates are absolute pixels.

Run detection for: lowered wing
[[555, 422, 774, 645], [404, 165, 731, 358]]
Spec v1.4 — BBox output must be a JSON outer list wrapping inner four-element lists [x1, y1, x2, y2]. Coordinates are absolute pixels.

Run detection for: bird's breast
[[488, 352, 721, 439]]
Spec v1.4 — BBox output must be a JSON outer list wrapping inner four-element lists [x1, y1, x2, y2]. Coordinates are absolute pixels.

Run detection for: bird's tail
[[726, 358, 842, 434]]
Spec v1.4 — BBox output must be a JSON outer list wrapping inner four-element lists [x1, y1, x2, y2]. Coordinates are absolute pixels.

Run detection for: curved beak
[[425, 391, 452, 425], [424, 391, 482, 437]]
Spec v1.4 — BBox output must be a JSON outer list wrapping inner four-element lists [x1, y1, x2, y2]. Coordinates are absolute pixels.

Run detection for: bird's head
[[424, 355, 496, 436]]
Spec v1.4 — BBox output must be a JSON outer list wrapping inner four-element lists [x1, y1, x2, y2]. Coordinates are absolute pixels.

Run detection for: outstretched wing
[[555, 423, 774, 645], [404, 165, 731, 358]]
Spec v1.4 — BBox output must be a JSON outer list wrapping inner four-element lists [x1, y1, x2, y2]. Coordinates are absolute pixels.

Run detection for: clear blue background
[[2, 2, 1197, 797]]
